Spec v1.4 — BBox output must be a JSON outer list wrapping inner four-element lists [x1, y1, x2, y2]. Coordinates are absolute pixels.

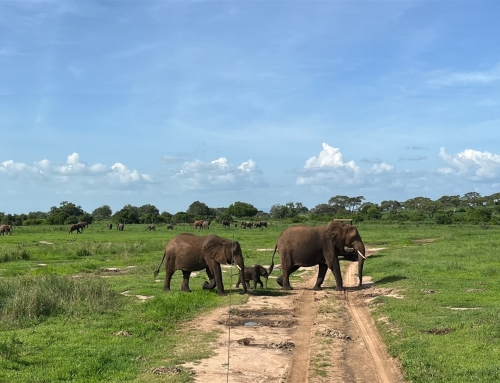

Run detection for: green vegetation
[[1, 221, 500, 382]]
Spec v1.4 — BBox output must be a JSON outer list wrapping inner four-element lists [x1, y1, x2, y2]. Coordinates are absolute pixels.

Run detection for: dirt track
[[182, 247, 404, 382]]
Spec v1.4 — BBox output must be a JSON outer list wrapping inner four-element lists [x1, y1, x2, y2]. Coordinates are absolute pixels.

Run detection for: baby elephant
[[236, 265, 269, 290]]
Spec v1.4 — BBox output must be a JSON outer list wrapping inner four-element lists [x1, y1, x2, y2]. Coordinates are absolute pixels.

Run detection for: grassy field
[[1, 222, 500, 382]]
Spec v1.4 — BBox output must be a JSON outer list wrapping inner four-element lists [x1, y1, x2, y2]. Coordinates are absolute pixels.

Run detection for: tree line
[[1, 191, 500, 226]]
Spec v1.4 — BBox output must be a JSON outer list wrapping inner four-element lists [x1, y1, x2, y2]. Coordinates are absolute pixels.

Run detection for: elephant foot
[[335, 286, 345, 292], [313, 285, 323, 291], [181, 287, 192, 293], [276, 277, 284, 287], [217, 292, 227, 297], [282, 285, 293, 291], [162, 286, 170, 292], [202, 281, 216, 290]]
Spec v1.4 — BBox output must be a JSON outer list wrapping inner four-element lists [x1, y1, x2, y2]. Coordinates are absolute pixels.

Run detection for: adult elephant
[[117, 223, 125, 231], [146, 225, 156, 231], [193, 220, 203, 229], [69, 223, 84, 234], [78, 221, 88, 229], [153, 233, 247, 296], [269, 221, 366, 291], [0, 224, 12, 236], [202, 220, 210, 229], [107, 223, 113, 230], [166, 224, 174, 230]]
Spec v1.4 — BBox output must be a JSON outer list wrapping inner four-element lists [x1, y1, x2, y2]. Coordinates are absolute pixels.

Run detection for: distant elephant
[[166, 224, 174, 230], [236, 265, 269, 289], [107, 223, 113, 230], [221, 220, 230, 227], [77, 221, 88, 229], [202, 220, 210, 229], [269, 221, 366, 291], [117, 223, 125, 231], [69, 223, 84, 234], [153, 233, 247, 296], [146, 225, 156, 231], [234, 223, 238, 228], [0, 224, 12, 236], [193, 220, 203, 229], [241, 221, 253, 229]]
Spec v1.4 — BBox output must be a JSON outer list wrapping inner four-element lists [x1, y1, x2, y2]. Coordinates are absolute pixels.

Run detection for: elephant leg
[[202, 267, 217, 290], [181, 270, 192, 292], [281, 265, 300, 290], [163, 268, 175, 292], [330, 260, 344, 291], [209, 261, 226, 296], [313, 264, 328, 291], [257, 278, 264, 289]]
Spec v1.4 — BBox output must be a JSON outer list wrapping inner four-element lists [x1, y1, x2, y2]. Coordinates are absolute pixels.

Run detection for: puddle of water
[[244, 322, 259, 326]]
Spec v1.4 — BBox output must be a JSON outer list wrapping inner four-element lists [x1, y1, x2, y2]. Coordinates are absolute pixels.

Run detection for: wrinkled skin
[[154, 233, 247, 296], [0, 224, 13, 236], [270, 221, 366, 291], [236, 265, 269, 289]]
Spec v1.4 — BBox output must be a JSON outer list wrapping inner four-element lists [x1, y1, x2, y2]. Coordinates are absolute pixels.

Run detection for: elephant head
[[326, 221, 366, 287], [203, 236, 247, 294]]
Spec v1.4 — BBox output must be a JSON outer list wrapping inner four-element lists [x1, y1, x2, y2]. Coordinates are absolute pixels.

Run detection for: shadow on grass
[[243, 289, 291, 297], [374, 275, 407, 285]]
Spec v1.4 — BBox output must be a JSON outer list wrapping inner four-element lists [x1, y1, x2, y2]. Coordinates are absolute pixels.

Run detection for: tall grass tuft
[[0, 245, 30, 263], [0, 275, 119, 324]]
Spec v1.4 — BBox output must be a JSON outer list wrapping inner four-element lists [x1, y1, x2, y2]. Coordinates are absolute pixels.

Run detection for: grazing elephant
[[202, 220, 210, 229], [77, 221, 88, 229], [117, 223, 125, 231], [166, 224, 174, 230], [146, 225, 156, 231], [269, 221, 366, 291], [241, 221, 253, 229], [107, 223, 113, 230], [0, 224, 13, 236], [221, 220, 230, 227], [236, 265, 269, 289], [69, 223, 84, 234], [153, 233, 247, 296], [193, 220, 203, 229]]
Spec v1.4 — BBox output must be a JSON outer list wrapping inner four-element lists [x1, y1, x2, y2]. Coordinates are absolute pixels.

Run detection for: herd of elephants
[[1, 219, 367, 295], [153, 219, 366, 295]]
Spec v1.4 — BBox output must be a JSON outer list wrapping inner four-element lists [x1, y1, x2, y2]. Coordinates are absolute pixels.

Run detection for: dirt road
[[182, 247, 403, 382]]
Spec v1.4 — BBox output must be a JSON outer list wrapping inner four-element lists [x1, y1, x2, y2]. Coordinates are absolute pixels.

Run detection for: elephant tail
[[268, 245, 278, 276], [153, 251, 166, 278]]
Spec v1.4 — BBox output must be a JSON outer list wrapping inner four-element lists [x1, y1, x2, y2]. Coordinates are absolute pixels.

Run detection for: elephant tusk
[[357, 250, 366, 260], [236, 264, 242, 271]]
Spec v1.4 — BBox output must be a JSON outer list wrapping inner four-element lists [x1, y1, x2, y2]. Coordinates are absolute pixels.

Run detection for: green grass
[[1, 222, 500, 382]]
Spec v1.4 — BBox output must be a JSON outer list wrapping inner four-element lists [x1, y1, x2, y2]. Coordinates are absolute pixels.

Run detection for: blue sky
[[1, 0, 500, 215]]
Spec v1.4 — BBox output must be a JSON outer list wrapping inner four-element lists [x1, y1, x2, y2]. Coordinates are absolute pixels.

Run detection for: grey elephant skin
[[68, 223, 85, 234], [270, 221, 366, 291], [117, 223, 124, 231], [236, 265, 269, 289], [0, 224, 13, 236], [154, 233, 247, 296]]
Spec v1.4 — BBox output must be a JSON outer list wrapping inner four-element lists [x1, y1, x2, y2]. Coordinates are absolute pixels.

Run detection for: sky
[[1, 0, 500, 215]]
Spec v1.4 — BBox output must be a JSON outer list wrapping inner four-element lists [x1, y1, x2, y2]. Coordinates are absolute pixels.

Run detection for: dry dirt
[[182, 247, 404, 382]]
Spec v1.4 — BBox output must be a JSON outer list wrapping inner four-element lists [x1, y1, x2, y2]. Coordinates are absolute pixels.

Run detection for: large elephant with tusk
[[269, 221, 366, 291]]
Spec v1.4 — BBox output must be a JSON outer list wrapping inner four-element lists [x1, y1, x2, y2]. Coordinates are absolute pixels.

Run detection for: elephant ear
[[326, 221, 345, 251], [203, 235, 229, 264]]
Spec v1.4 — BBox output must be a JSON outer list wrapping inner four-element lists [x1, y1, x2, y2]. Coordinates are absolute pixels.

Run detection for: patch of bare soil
[[181, 248, 404, 382]]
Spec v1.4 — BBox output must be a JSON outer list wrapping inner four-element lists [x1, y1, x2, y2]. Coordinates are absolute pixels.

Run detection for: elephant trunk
[[235, 256, 247, 294], [353, 241, 366, 288]]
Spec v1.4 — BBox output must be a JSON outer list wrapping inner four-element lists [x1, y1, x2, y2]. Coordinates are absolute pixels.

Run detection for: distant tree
[[138, 204, 160, 223], [226, 201, 258, 218], [461, 192, 481, 207], [269, 202, 308, 219], [365, 205, 382, 220], [112, 204, 140, 224], [46, 201, 88, 225], [171, 212, 195, 224], [92, 205, 112, 221], [436, 195, 461, 212], [380, 200, 401, 213], [465, 207, 491, 224], [310, 203, 339, 216], [186, 201, 212, 218], [328, 195, 351, 210], [160, 211, 173, 223]]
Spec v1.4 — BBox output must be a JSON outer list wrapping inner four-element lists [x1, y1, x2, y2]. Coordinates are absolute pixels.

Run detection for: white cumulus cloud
[[438, 147, 500, 181]]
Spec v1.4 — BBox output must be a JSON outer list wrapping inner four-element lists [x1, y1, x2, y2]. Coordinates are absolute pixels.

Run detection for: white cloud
[[438, 147, 500, 181], [0, 153, 151, 186], [173, 157, 268, 190], [427, 63, 500, 87]]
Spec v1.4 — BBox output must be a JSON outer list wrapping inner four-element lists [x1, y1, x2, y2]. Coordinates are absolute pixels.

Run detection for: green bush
[[0, 245, 30, 263]]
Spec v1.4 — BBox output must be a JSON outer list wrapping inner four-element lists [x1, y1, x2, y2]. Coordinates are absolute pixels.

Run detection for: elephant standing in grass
[[0, 224, 12, 236], [146, 225, 156, 231], [107, 223, 113, 230], [236, 265, 269, 289], [154, 233, 247, 296], [193, 220, 203, 229], [202, 221, 210, 229], [69, 223, 84, 234], [166, 224, 174, 230], [270, 221, 366, 291], [117, 223, 125, 231]]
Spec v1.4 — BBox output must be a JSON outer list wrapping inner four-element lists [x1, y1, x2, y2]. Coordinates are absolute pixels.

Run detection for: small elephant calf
[[236, 265, 269, 290]]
